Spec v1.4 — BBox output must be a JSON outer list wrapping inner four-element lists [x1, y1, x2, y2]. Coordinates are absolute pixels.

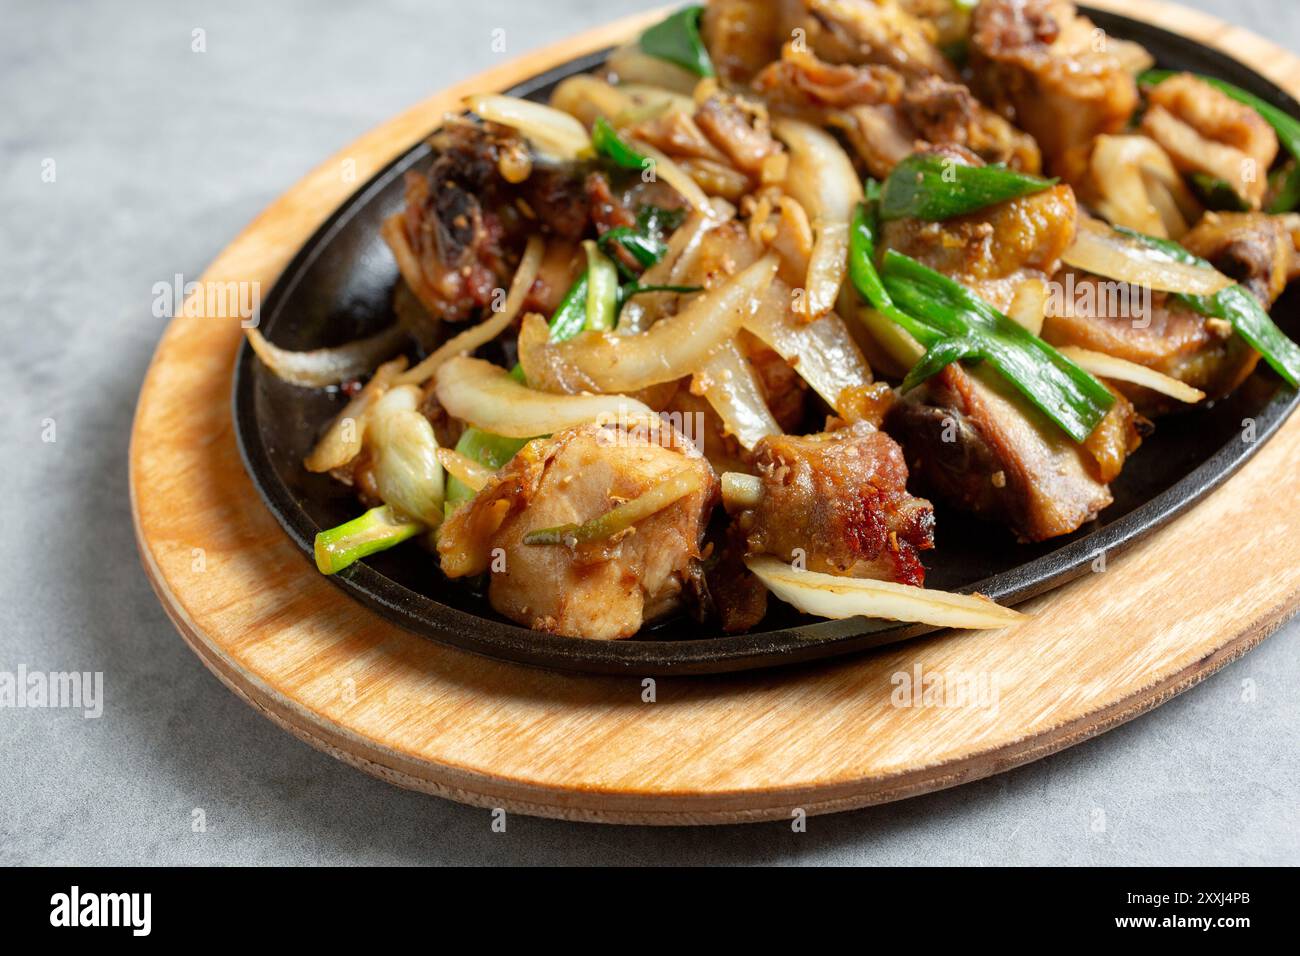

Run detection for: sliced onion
[[604, 43, 701, 95], [1007, 278, 1047, 336], [772, 118, 863, 224], [630, 138, 715, 215], [367, 385, 445, 527], [744, 279, 872, 414], [746, 556, 1025, 629], [394, 236, 543, 387], [436, 447, 493, 492], [246, 323, 407, 388], [464, 94, 590, 161], [1089, 135, 1200, 240], [693, 340, 782, 450], [720, 471, 763, 510], [1061, 217, 1232, 295], [304, 356, 408, 473], [522, 255, 778, 393], [434, 356, 657, 438], [1056, 346, 1206, 404], [803, 219, 850, 320], [548, 75, 637, 127]]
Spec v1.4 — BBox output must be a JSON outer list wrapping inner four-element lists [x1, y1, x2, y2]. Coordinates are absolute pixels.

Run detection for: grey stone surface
[[1, 0, 1296, 866]]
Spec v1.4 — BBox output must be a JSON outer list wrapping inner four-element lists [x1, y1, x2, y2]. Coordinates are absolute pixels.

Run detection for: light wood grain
[[130, 1, 1300, 824]]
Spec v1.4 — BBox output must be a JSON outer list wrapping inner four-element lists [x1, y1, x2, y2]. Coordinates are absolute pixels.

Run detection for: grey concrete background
[[1, 0, 1296, 866]]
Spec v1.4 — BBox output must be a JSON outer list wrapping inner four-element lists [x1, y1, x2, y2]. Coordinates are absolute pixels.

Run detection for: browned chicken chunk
[[733, 422, 936, 585], [753, 47, 1040, 176], [882, 153, 1078, 309], [1043, 213, 1300, 412], [437, 423, 718, 640], [887, 365, 1141, 542], [778, 0, 958, 81], [1141, 74, 1279, 210], [970, 0, 1140, 184]]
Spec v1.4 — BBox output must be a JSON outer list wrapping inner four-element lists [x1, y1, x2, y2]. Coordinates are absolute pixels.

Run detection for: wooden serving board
[[131, 1, 1300, 824]]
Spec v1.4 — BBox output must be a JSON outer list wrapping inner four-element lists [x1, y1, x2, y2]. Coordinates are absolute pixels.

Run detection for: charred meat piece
[[778, 0, 958, 81], [970, 0, 1139, 183], [1141, 74, 1279, 210], [384, 120, 590, 324], [437, 423, 718, 640], [887, 364, 1141, 542], [734, 422, 936, 585]]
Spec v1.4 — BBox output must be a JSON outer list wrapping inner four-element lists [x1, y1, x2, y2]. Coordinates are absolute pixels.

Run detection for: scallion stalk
[[314, 505, 424, 575], [879, 153, 1057, 222]]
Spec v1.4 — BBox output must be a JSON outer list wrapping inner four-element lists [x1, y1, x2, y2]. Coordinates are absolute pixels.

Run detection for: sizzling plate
[[233, 10, 1300, 675]]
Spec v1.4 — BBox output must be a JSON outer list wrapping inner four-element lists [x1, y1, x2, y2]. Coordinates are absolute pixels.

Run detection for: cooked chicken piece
[[1141, 74, 1279, 210], [970, 0, 1139, 183], [1182, 211, 1300, 306], [887, 365, 1141, 542], [1042, 213, 1300, 412], [438, 423, 718, 639], [702, 0, 785, 86], [753, 46, 1040, 176], [734, 422, 936, 584], [1042, 274, 1254, 415], [882, 157, 1078, 309], [778, 0, 958, 81], [694, 93, 787, 177]]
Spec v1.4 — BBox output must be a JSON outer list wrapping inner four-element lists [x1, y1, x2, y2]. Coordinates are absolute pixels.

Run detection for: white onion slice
[[395, 236, 543, 386], [436, 447, 493, 492], [1007, 278, 1047, 336], [464, 94, 590, 161], [1056, 346, 1206, 404], [304, 355, 408, 473], [604, 43, 701, 95], [1061, 217, 1232, 295], [772, 118, 863, 224], [368, 386, 445, 527], [246, 323, 407, 388], [744, 280, 871, 414], [746, 557, 1025, 630], [720, 471, 763, 510], [803, 219, 850, 320], [693, 340, 782, 450], [522, 255, 778, 393], [434, 356, 657, 438]]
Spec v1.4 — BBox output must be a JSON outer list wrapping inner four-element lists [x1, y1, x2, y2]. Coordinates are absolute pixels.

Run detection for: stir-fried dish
[[251, 0, 1300, 641]]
